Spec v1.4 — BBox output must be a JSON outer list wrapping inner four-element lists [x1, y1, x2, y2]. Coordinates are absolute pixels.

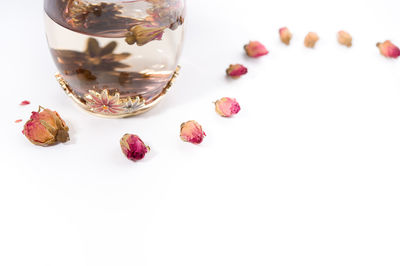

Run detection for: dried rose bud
[[125, 24, 167, 46], [20, 100, 30, 106], [337, 31, 352, 47], [180, 120, 206, 144], [279, 27, 292, 45], [244, 41, 269, 58], [226, 64, 248, 79], [22, 107, 70, 146], [377, 40, 400, 59], [120, 134, 150, 162], [304, 32, 319, 48], [215, 97, 241, 118]]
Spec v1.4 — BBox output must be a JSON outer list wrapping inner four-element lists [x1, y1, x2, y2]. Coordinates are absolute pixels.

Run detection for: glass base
[[55, 66, 180, 118]]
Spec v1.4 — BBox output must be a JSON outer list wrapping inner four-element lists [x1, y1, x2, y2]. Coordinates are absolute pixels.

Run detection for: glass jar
[[44, 0, 185, 117]]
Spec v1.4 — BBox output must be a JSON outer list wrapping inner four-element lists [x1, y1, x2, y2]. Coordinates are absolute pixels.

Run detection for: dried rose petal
[[377, 40, 400, 59], [120, 134, 150, 162], [180, 120, 206, 144], [337, 31, 352, 47], [226, 64, 248, 79], [304, 32, 319, 48], [22, 107, 70, 147], [244, 41, 269, 58], [15, 119, 23, 123], [215, 97, 241, 118], [279, 27, 292, 45], [20, 100, 30, 106]]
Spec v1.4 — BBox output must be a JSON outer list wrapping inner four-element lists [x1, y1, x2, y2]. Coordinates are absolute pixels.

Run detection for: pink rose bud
[[244, 41, 269, 58], [377, 40, 400, 59], [304, 32, 319, 48], [226, 64, 248, 79], [337, 31, 352, 47], [180, 120, 206, 144], [22, 107, 70, 146], [120, 134, 150, 162], [215, 97, 241, 117], [279, 27, 293, 45]]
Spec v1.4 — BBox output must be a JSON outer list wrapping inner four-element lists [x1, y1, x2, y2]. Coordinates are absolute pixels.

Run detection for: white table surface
[[1, 0, 400, 265]]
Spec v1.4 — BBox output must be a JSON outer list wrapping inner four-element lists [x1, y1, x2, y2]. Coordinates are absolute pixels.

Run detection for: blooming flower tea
[[44, 0, 185, 117]]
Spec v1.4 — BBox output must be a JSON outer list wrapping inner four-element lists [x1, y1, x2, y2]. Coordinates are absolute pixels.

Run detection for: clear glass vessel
[[44, 0, 185, 117]]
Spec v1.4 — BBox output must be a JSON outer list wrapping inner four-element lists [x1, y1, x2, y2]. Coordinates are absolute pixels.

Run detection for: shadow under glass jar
[[44, 0, 185, 117]]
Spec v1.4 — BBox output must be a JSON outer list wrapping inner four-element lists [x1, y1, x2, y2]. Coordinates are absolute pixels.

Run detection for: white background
[[1, 0, 400, 265]]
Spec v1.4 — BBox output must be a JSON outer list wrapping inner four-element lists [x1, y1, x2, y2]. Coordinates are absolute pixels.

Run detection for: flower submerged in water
[[337, 31, 352, 47], [244, 41, 269, 58], [64, 0, 135, 32], [304, 32, 319, 48], [279, 27, 292, 45], [180, 120, 206, 144], [120, 134, 150, 162], [215, 97, 241, 118], [22, 107, 70, 147], [377, 40, 400, 59], [85, 90, 125, 114], [226, 64, 248, 79], [126, 24, 167, 46], [51, 38, 131, 75]]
